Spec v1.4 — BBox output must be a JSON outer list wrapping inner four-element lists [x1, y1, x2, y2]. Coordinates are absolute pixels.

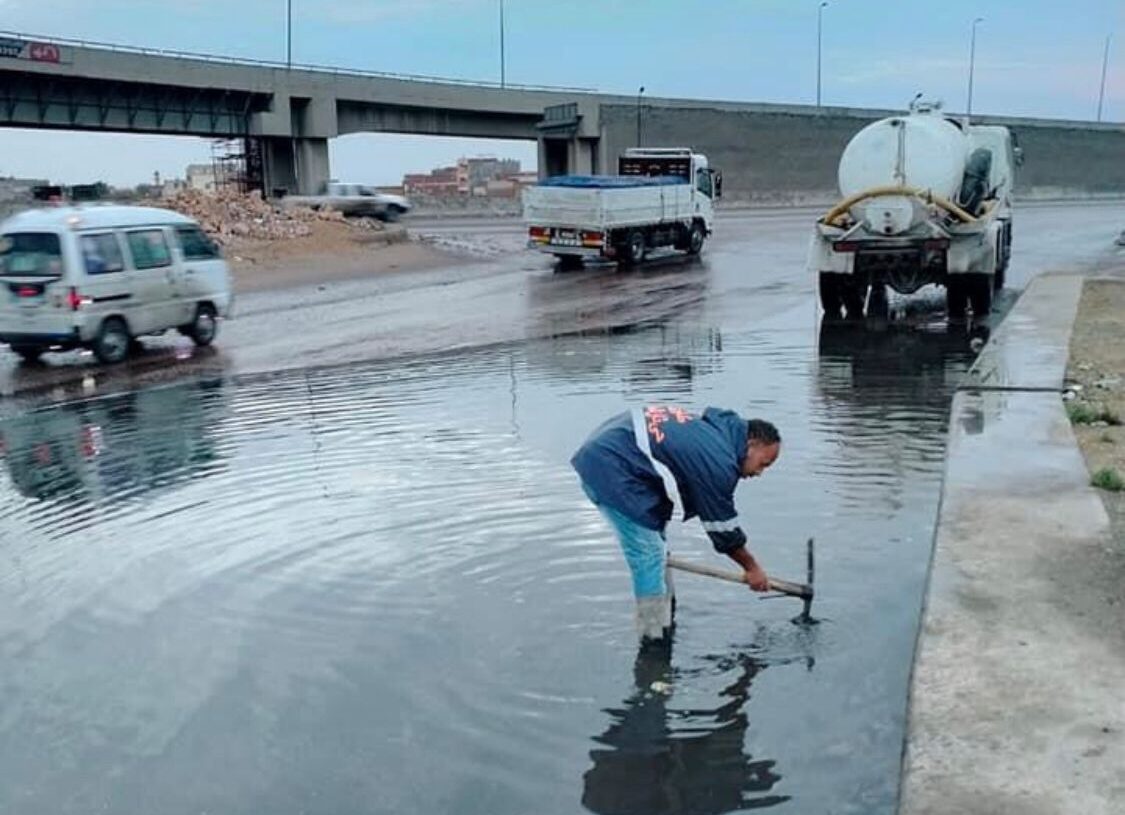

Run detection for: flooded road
[[4, 201, 1120, 402], [1, 201, 1122, 814]]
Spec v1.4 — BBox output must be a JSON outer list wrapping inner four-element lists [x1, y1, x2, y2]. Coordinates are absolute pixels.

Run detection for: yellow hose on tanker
[[821, 185, 977, 227]]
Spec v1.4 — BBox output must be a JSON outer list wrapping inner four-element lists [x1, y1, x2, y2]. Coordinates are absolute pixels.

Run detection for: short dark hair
[[746, 418, 780, 446]]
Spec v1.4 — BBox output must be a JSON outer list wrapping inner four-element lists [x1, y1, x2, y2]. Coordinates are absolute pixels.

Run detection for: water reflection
[[524, 322, 724, 398], [0, 378, 228, 506], [526, 262, 711, 339], [583, 641, 789, 815], [816, 317, 988, 400]]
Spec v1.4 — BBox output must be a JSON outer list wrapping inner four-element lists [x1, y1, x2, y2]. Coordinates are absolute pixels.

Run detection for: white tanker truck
[[809, 99, 1021, 320]]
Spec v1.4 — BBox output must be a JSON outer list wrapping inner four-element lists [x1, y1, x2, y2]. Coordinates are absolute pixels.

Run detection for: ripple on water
[[0, 318, 973, 815]]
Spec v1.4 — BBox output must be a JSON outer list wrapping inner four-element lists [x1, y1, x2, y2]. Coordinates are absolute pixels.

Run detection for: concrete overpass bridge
[[1, 30, 1122, 200]]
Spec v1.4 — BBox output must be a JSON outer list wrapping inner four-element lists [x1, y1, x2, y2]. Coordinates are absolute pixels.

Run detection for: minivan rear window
[[0, 232, 63, 277]]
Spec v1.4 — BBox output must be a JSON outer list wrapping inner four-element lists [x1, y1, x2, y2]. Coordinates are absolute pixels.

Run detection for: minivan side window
[[126, 230, 172, 270], [80, 233, 125, 275], [175, 226, 221, 261]]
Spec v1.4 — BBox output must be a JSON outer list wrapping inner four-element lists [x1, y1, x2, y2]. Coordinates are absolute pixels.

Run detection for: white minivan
[[0, 205, 233, 364]]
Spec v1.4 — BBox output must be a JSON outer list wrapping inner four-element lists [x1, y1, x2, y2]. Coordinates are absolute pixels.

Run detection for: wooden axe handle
[[666, 557, 813, 600]]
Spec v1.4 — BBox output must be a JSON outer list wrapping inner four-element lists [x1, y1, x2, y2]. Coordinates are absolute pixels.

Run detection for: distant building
[[405, 157, 526, 198], [457, 157, 521, 195], [186, 163, 219, 192], [485, 171, 539, 198], [403, 166, 459, 196], [0, 176, 49, 202], [161, 178, 187, 197]]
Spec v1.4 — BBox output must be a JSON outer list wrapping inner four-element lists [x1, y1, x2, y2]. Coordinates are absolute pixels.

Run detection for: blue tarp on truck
[[537, 175, 686, 188]]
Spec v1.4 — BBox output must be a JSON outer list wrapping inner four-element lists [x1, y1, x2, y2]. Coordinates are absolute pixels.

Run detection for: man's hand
[[727, 545, 769, 592], [744, 565, 770, 593]]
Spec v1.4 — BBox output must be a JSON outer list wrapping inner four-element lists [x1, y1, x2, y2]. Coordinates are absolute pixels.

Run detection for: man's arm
[[698, 522, 770, 593], [726, 545, 770, 593]]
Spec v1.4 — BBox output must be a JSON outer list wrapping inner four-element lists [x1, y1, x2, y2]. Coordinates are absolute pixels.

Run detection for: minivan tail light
[[66, 287, 90, 311]]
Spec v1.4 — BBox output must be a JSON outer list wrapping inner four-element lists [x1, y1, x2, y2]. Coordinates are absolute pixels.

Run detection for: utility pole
[[1097, 34, 1112, 122], [286, 0, 293, 68], [817, 2, 828, 107], [967, 17, 983, 119], [636, 86, 645, 147], [500, 0, 506, 88]]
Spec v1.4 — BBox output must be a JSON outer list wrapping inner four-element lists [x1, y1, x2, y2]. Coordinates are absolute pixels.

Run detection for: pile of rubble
[[163, 189, 383, 244]]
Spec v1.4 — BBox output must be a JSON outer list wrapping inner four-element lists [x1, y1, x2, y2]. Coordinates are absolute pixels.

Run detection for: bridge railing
[[0, 29, 594, 93]]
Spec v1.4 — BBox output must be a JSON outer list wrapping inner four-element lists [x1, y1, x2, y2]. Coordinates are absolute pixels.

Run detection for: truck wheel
[[686, 222, 706, 255], [620, 230, 646, 267], [93, 317, 131, 364], [866, 283, 889, 319], [968, 274, 993, 317], [946, 278, 969, 321], [819, 273, 844, 319], [842, 282, 866, 320], [993, 236, 1006, 291], [382, 206, 404, 223]]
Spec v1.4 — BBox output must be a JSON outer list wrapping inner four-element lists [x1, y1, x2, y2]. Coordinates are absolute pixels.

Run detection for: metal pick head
[[796, 537, 817, 624]]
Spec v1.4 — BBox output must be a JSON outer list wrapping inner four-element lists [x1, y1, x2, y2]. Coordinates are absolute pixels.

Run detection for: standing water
[[0, 310, 979, 814]]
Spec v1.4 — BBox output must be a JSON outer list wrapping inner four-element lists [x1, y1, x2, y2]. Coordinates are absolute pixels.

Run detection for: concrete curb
[[899, 275, 1125, 814]]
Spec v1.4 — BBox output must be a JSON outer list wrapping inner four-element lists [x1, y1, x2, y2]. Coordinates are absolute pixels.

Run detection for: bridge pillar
[[263, 138, 297, 197], [295, 138, 330, 195], [262, 137, 331, 197], [536, 102, 603, 179]]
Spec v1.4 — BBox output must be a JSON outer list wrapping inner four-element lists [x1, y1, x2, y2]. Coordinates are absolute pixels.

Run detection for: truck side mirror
[[713, 170, 723, 199]]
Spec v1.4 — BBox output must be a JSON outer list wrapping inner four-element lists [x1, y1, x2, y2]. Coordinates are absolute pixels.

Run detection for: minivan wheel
[[93, 318, 131, 364], [11, 345, 43, 363], [185, 304, 218, 347]]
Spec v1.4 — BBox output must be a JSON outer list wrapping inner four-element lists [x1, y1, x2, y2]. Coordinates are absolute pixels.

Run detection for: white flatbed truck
[[523, 148, 722, 269]]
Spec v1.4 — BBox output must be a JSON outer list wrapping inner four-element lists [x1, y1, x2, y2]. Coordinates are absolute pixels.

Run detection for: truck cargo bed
[[523, 175, 696, 232]]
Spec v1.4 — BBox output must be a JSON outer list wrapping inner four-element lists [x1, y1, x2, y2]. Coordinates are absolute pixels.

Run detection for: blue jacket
[[571, 406, 749, 553]]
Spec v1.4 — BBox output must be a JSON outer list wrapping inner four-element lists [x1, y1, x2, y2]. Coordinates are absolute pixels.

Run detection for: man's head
[[741, 419, 781, 478]]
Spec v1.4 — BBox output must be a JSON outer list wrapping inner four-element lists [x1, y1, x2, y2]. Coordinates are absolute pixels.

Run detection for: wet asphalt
[[0, 201, 1123, 815]]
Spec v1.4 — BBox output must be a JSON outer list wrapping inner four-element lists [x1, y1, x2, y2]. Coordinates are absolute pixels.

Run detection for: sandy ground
[[1067, 278, 1125, 545], [223, 221, 457, 293]]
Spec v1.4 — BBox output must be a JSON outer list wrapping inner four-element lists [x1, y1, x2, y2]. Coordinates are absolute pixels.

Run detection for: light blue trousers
[[582, 482, 667, 598]]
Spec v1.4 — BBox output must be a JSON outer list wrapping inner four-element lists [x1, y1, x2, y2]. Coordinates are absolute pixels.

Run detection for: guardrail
[[0, 29, 595, 93]]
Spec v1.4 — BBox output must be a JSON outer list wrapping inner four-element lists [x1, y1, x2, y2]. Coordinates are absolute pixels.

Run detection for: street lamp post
[[286, 0, 293, 68], [817, 2, 828, 107], [967, 17, 983, 119], [636, 86, 645, 147], [499, 0, 506, 88], [1097, 34, 1112, 122]]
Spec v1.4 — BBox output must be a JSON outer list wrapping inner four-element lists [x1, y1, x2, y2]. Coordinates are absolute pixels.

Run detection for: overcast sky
[[0, 0, 1120, 186]]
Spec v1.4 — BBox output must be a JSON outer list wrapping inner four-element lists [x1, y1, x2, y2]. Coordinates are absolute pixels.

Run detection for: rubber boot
[[635, 595, 673, 644]]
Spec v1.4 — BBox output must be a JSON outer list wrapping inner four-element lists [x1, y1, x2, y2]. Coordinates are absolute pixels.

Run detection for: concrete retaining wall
[[598, 104, 1125, 203]]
